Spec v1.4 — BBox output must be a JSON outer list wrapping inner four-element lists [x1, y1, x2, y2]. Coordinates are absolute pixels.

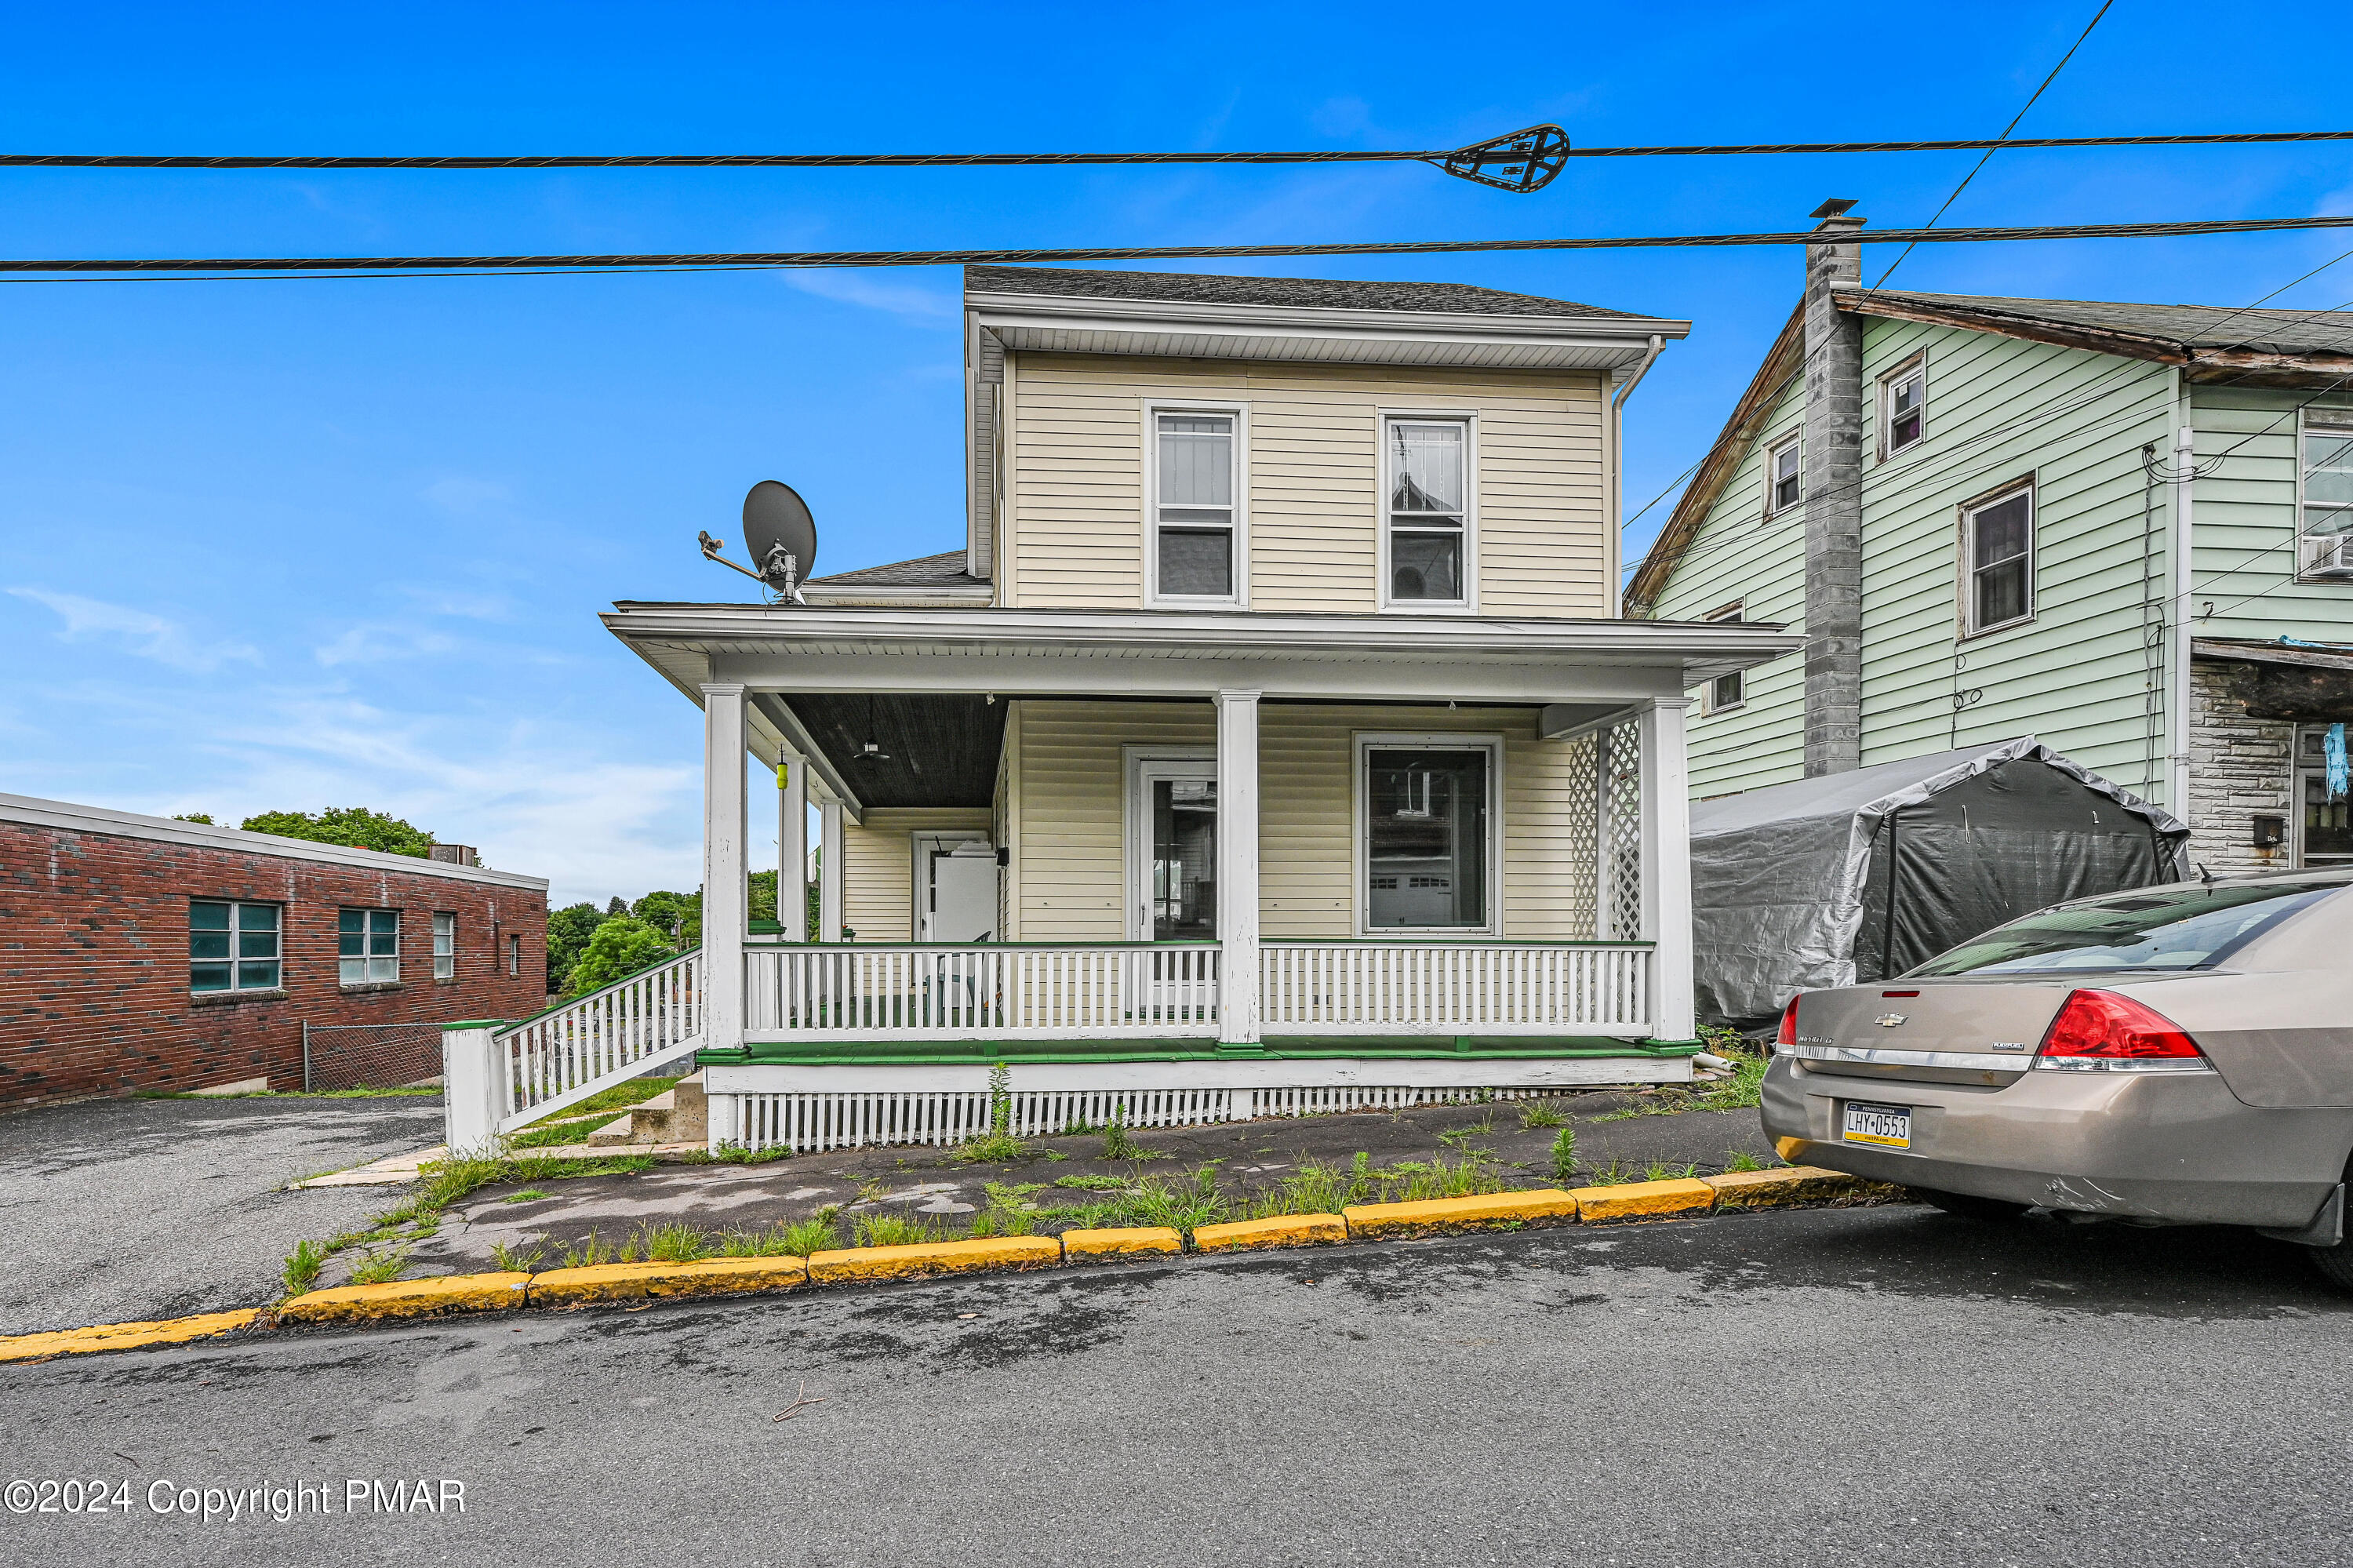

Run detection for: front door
[[919, 839, 998, 942], [1133, 760, 1217, 941]]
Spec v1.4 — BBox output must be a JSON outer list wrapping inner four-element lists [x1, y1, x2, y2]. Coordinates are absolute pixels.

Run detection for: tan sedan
[[1761, 868, 2353, 1289]]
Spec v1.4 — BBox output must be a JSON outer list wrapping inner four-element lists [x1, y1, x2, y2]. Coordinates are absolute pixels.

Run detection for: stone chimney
[[1802, 200, 1866, 777]]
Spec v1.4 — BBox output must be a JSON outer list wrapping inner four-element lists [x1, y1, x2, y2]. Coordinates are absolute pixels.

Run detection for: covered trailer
[[1690, 738, 2190, 1031]]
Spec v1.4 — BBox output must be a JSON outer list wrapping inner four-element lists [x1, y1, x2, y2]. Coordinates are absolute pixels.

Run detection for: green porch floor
[[699, 1035, 1700, 1069]]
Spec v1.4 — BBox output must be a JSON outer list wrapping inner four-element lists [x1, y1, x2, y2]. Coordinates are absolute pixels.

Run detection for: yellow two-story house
[[457, 266, 1799, 1154]]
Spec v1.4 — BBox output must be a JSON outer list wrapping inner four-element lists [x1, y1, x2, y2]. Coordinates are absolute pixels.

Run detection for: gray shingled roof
[[966, 264, 1655, 322], [805, 551, 986, 589], [1863, 289, 2353, 358]]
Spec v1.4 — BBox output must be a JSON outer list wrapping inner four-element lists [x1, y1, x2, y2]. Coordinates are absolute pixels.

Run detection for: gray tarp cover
[[1690, 738, 2188, 1030]]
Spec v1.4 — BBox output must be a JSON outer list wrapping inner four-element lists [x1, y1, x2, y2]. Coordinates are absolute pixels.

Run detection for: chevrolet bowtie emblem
[[1875, 1014, 1907, 1028]]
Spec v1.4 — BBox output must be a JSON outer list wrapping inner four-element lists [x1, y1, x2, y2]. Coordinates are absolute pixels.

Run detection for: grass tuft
[[501, 1188, 555, 1203], [853, 1213, 947, 1248], [489, 1239, 546, 1271], [1551, 1126, 1579, 1183], [1722, 1150, 1766, 1173], [347, 1247, 410, 1286], [640, 1222, 711, 1263], [1518, 1102, 1568, 1129], [282, 1239, 328, 1297]]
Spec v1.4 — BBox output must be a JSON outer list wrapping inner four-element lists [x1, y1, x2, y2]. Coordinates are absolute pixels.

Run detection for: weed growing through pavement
[[641, 1223, 712, 1263], [777, 1209, 843, 1256], [502, 1189, 555, 1203], [853, 1213, 949, 1248], [1519, 1102, 1567, 1129], [1551, 1127, 1578, 1183], [966, 1181, 1046, 1239], [282, 1240, 327, 1296], [1586, 1159, 1630, 1187], [956, 1062, 1029, 1162], [1722, 1150, 1766, 1173], [1053, 1174, 1129, 1191], [489, 1240, 547, 1271], [1100, 1108, 1144, 1161], [347, 1247, 410, 1286], [1243, 1151, 1504, 1220], [1643, 1161, 1699, 1182]]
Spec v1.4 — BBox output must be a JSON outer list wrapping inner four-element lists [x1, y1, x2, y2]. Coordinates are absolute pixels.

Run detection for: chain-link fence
[[301, 1021, 446, 1093]]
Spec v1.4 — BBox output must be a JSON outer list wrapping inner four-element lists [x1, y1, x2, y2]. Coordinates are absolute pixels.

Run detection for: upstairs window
[[2300, 411, 2353, 578], [508, 933, 522, 976], [191, 900, 280, 992], [1881, 356, 1927, 456], [1962, 482, 2035, 635], [1766, 433, 1802, 515], [340, 908, 399, 985], [1386, 418, 1469, 604], [1153, 410, 1238, 600], [432, 911, 456, 980], [1703, 602, 1746, 711]]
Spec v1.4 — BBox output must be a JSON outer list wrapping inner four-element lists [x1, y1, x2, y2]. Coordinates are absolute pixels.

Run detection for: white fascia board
[[600, 605, 1801, 702], [0, 792, 550, 890], [798, 584, 993, 606], [969, 291, 1689, 369]]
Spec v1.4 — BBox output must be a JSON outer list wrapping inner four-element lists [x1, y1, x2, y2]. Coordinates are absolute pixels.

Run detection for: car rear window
[[1907, 882, 2340, 977]]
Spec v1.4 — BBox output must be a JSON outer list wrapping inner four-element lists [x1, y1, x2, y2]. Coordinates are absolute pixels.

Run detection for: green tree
[[240, 806, 434, 857], [631, 890, 702, 948], [170, 812, 215, 825], [606, 895, 627, 916], [748, 868, 778, 926], [562, 916, 678, 996], [544, 902, 609, 995]]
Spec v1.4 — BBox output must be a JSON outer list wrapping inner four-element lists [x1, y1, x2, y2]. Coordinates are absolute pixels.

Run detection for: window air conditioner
[[2309, 534, 2353, 579]]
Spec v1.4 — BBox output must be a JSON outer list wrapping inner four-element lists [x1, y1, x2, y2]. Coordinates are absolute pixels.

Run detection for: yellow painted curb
[[1193, 1214, 1347, 1253], [1061, 1227, 1184, 1260], [1704, 1166, 1867, 1210], [278, 1271, 532, 1326], [1343, 1188, 1580, 1239], [528, 1256, 809, 1308], [1775, 1137, 1812, 1162], [807, 1236, 1062, 1283], [0, 1310, 260, 1365], [1569, 1177, 1716, 1222]]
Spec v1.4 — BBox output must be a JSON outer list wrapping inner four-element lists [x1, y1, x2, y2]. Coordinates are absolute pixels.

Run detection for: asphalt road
[[0, 1096, 443, 1333], [4, 1203, 2348, 1568]]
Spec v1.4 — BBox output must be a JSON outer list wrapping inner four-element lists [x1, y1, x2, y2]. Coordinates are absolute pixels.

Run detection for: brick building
[[1, 793, 549, 1107]]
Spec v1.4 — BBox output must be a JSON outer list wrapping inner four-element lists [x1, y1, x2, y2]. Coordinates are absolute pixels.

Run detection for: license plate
[[1842, 1101, 1912, 1149]]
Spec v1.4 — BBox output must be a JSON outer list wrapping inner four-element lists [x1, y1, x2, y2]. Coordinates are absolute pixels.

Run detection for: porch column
[[818, 799, 846, 941], [1638, 696, 1697, 1043], [701, 682, 749, 1053], [1215, 689, 1262, 1049], [776, 750, 809, 940]]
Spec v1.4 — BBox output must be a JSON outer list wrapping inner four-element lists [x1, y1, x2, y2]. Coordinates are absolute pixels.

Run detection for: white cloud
[[314, 624, 459, 667], [785, 270, 957, 322], [6, 588, 260, 674]]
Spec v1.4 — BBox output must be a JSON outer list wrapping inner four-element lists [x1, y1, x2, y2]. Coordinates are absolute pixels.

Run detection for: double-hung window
[[1152, 410, 1239, 601], [2299, 410, 2353, 577], [190, 900, 281, 992], [1881, 357, 1926, 456], [1360, 739, 1497, 933], [432, 911, 456, 980], [1386, 418, 1470, 605], [1765, 434, 1802, 515], [1703, 603, 1746, 711], [340, 908, 400, 984], [1962, 482, 2035, 635], [508, 933, 522, 976]]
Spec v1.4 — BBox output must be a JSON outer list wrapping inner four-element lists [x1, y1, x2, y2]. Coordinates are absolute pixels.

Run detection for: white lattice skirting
[[702, 1055, 1690, 1154]]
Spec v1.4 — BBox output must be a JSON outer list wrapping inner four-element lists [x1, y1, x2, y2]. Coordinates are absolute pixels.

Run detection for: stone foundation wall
[[2186, 661, 2296, 877]]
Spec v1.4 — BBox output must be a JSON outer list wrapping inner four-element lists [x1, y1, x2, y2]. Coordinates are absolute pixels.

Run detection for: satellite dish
[[743, 481, 818, 585]]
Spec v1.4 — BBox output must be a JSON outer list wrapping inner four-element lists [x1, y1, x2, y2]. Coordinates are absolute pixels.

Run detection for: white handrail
[[1259, 941, 1651, 1035], [744, 944, 1219, 1043], [492, 950, 704, 1132]]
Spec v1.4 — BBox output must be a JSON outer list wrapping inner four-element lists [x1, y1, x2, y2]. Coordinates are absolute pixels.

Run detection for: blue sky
[[5, 1, 2350, 905]]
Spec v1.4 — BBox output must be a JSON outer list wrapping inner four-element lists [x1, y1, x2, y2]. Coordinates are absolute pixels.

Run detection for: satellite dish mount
[[698, 480, 820, 604]]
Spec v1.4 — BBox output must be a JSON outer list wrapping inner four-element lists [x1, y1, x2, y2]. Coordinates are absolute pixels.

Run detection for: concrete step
[[582, 1071, 707, 1147]]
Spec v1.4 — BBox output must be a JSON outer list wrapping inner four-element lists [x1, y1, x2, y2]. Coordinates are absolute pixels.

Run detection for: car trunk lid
[[1787, 980, 2079, 1086]]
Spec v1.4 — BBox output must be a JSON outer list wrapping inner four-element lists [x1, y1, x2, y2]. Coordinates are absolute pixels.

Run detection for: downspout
[[2170, 372, 2195, 820], [1609, 334, 1666, 618]]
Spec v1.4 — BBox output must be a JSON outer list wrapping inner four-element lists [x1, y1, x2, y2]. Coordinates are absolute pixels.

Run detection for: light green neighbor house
[[1627, 200, 2353, 879]]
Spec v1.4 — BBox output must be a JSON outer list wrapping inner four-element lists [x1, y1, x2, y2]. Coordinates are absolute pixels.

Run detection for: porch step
[[584, 1071, 707, 1147]]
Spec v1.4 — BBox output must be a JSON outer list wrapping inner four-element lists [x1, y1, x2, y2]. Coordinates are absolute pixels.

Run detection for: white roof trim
[[0, 792, 549, 890]]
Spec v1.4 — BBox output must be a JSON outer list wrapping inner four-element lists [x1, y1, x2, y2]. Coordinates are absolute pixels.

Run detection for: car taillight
[[2035, 989, 2206, 1070], [1775, 995, 1801, 1049]]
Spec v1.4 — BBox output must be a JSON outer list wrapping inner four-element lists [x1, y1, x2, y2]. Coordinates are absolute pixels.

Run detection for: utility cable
[[1872, 0, 2115, 289], [15, 213, 2353, 277]]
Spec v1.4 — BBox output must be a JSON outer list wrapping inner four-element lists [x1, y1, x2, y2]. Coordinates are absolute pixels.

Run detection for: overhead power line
[[5, 125, 2351, 191], [14, 213, 2353, 278]]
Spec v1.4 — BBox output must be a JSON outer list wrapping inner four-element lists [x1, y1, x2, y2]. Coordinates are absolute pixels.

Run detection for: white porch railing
[[1258, 941, 1652, 1035], [492, 950, 704, 1133], [744, 943, 1220, 1043]]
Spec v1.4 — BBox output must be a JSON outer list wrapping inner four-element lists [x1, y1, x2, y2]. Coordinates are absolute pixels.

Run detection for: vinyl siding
[[838, 807, 994, 942], [2189, 386, 2353, 645], [1011, 699, 1602, 942], [1653, 320, 2178, 803], [1649, 371, 1809, 796], [1004, 354, 1609, 616]]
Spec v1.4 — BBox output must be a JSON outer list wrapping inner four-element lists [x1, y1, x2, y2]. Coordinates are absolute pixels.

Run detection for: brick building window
[[191, 900, 281, 992], [432, 911, 456, 980], [507, 933, 522, 976], [340, 908, 400, 984]]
